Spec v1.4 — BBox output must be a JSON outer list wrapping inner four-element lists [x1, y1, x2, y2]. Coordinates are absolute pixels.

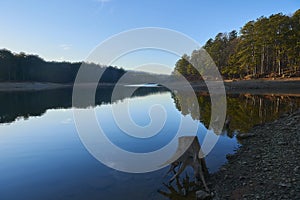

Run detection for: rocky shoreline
[[207, 109, 300, 200]]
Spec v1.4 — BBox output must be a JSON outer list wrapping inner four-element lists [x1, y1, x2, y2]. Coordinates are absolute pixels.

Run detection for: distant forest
[[0, 49, 125, 83], [0, 49, 171, 84], [174, 9, 300, 80]]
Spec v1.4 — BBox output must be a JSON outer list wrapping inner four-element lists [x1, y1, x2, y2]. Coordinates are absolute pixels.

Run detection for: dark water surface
[[0, 87, 299, 200]]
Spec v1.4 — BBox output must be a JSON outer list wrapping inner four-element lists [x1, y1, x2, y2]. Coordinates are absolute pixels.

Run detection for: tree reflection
[[0, 86, 169, 124], [158, 174, 199, 200], [172, 92, 300, 135]]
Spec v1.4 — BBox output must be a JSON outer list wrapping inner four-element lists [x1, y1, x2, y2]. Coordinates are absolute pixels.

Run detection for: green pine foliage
[[173, 10, 300, 80]]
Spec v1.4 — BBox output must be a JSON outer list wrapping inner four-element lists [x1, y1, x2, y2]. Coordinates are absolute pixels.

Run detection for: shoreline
[[0, 78, 299, 94], [191, 78, 300, 96], [0, 82, 116, 91], [0, 82, 72, 91], [208, 109, 300, 199]]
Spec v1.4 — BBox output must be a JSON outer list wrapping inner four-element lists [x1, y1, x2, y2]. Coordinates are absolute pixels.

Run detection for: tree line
[[0, 49, 126, 83], [174, 9, 300, 79]]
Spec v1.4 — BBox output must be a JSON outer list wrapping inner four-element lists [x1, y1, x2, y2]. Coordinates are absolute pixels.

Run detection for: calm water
[[0, 87, 299, 200]]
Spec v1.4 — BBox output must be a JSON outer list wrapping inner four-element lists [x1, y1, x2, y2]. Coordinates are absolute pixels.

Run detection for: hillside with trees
[[0, 49, 172, 85], [174, 9, 300, 80], [0, 49, 126, 84]]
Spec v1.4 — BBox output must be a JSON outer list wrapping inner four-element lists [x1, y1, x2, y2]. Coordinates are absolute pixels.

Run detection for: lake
[[0, 87, 299, 200]]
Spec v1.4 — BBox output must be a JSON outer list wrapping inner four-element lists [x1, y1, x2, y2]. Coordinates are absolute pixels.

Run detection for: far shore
[[0, 78, 299, 95], [191, 77, 300, 96], [0, 82, 115, 91]]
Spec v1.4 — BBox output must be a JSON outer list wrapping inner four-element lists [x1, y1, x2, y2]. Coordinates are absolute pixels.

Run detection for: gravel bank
[[209, 109, 300, 200]]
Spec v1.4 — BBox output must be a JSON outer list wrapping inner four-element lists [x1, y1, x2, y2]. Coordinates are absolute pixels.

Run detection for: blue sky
[[0, 0, 299, 72]]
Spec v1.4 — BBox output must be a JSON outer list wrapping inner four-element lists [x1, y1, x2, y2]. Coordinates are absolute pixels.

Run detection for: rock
[[236, 133, 255, 139], [254, 155, 261, 159], [181, 188, 187, 196], [278, 182, 291, 188], [280, 113, 289, 118], [277, 141, 287, 145], [224, 175, 228, 180], [263, 168, 269, 172], [196, 190, 211, 200], [226, 154, 236, 160], [220, 167, 227, 171]]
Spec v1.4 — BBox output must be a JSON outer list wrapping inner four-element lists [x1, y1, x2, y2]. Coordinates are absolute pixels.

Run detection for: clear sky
[[0, 0, 299, 72]]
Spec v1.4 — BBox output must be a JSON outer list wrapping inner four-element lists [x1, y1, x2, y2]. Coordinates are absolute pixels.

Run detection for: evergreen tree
[[173, 9, 300, 79]]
